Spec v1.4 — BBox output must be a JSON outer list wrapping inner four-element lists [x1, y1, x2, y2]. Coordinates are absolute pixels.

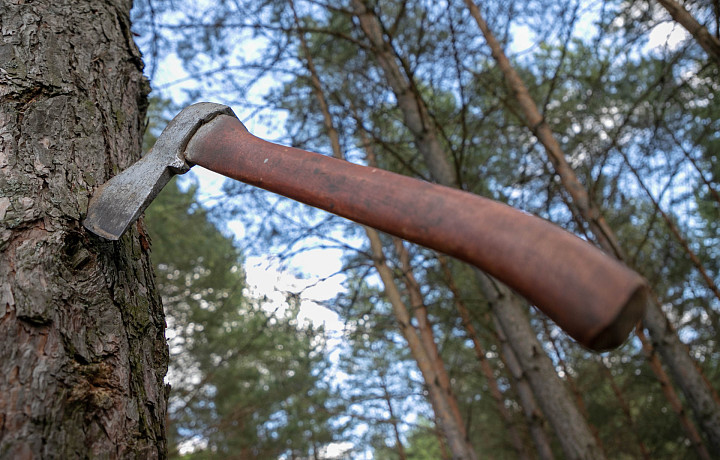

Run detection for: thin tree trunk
[[477, 274, 605, 460], [367, 230, 478, 460], [462, 0, 623, 259], [541, 319, 603, 450], [616, 145, 720, 302], [490, 313, 556, 460], [392, 239, 468, 438], [637, 319, 713, 460], [439, 257, 539, 460], [351, 0, 458, 188], [290, 11, 477, 458], [0, 1, 168, 458], [654, 0, 720, 66], [381, 375, 408, 460], [350, 3, 603, 458], [462, 0, 720, 454]]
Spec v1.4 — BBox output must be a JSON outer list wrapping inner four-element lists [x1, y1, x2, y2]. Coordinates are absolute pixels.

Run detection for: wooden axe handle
[[186, 115, 647, 350]]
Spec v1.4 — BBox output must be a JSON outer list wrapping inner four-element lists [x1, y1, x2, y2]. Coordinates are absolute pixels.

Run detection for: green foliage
[[144, 179, 335, 458]]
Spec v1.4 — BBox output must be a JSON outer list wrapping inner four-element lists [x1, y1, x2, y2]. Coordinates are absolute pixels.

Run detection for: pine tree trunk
[[292, 18, 476, 457], [462, 0, 720, 454], [392, 239, 468, 439], [439, 257, 536, 460], [367, 229, 478, 460], [491, 315, 556, 460], [351, 0, 458, 188], [349, 2, 603, 457], [0, 1, 168, 458], [477, 274, 605, 460], [381, 376, 408, 460]]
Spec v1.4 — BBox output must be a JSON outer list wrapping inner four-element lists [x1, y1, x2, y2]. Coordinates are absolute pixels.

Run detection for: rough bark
[[462, 0, 720, 454], [0, 1, 168, 458], [541, 319, 603, 450]]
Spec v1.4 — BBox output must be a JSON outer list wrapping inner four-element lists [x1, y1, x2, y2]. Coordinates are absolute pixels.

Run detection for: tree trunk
[[490, 314, 556, 460], [381, 376, 408, 460], [351, 0, 458, 188], [349, 3, 603, 457], [462, 0, 720, 454], [291, 15, 476, 458], [367, 229, 478, 460], [0, 1, 168, 458], [477, 274, 605, 460], [392, 239, 468, 439], [597, 358, 652, 460], [439, 257, 536, 460]]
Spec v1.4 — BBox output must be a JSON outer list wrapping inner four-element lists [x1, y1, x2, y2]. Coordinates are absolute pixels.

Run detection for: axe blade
[[83, 102, 236, 240]]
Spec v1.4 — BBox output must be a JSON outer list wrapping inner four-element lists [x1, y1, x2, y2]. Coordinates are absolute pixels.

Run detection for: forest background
[[129, 0, 720, 458]]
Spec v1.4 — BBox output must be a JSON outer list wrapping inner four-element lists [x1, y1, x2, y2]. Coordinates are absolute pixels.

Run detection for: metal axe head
[[83, 103, 236, 240]]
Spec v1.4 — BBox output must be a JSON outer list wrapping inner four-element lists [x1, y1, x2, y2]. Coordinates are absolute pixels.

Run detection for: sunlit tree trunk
[[0, 1, 168, 457], [541, 319, 603, 449]]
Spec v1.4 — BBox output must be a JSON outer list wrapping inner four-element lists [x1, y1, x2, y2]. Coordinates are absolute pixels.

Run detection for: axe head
[[83, 102, 236, 240]]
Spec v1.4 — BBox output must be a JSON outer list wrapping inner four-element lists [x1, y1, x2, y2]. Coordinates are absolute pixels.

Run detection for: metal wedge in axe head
[[84, 102, 648, 351]]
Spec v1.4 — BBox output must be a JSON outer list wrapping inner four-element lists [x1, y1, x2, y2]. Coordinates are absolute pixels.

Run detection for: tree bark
[[0, 1, 168, 458], [392, 239, 468, 439], [477, 274, 605, 460], [439, 257, 537, 460], [351, 0, 458, 188], [490, 314, 556, 460], [367, 230, 478, 460]]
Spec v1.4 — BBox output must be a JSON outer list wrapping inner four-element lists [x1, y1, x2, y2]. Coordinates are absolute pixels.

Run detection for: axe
[[84, 102, 648, 350]]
